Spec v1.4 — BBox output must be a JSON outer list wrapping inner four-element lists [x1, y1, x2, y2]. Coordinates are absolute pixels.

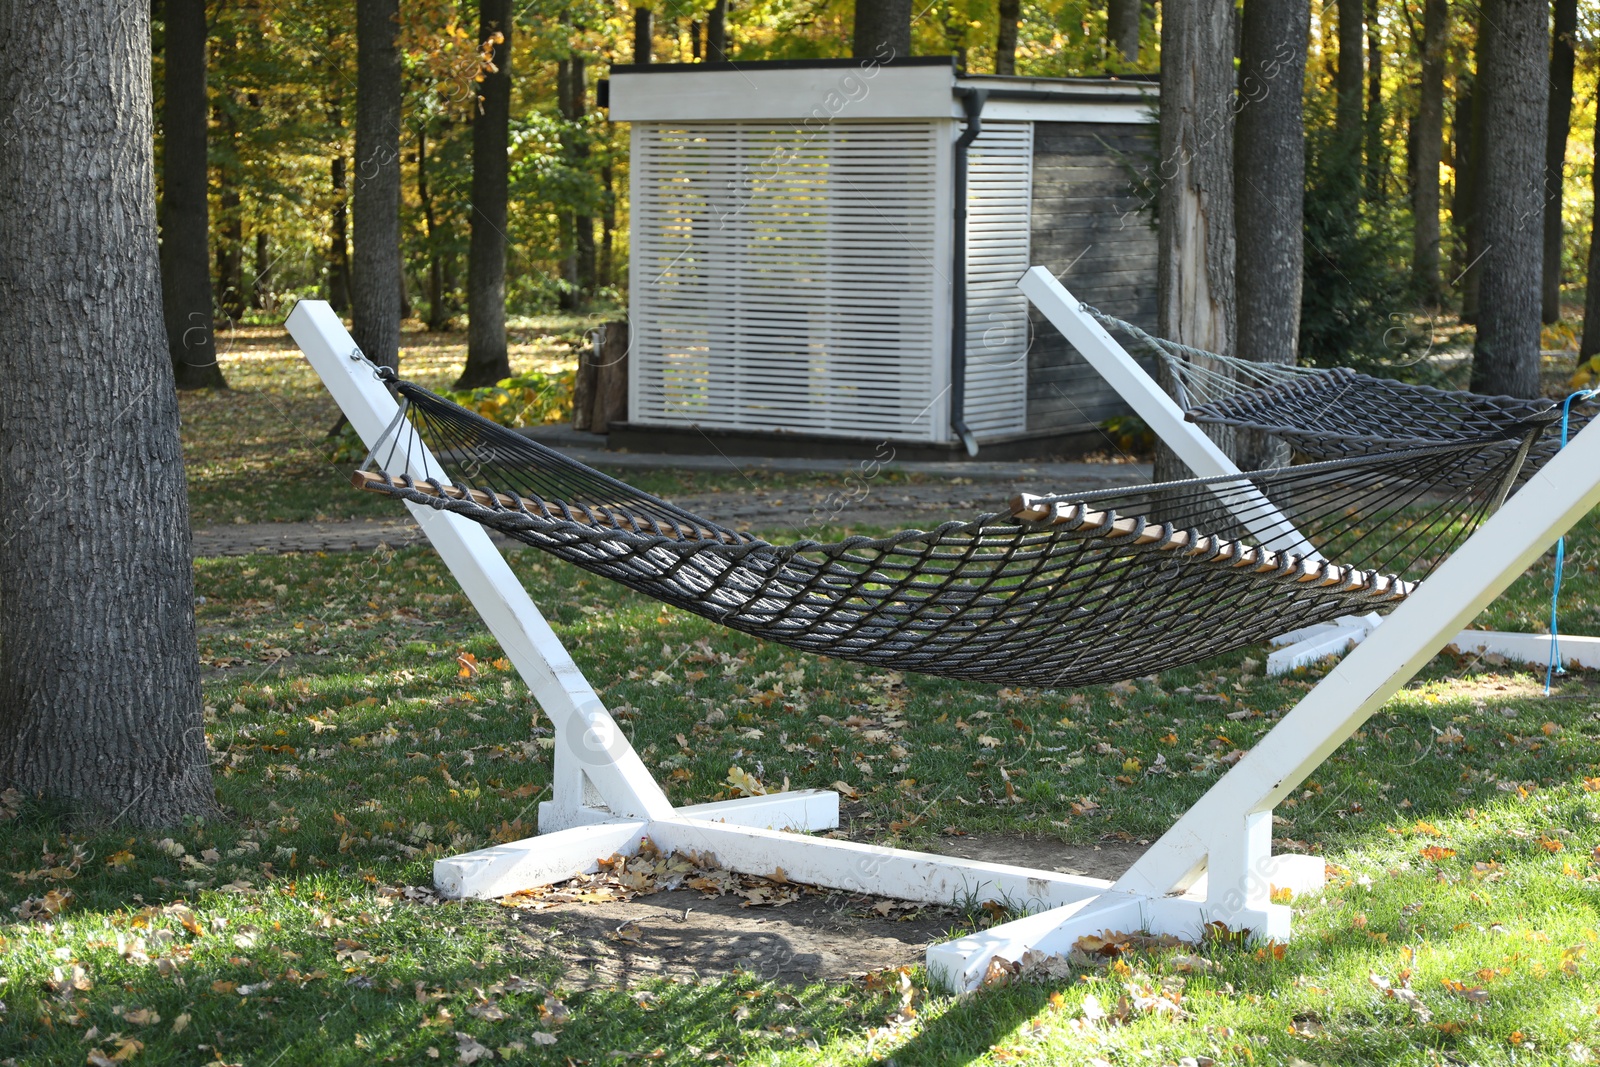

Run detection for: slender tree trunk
[[418, 121, 447, 332], [707, 0, 728, 59], [459, 0, 513, 387], [1155, 0, 1237, 482], [1234, 0, 1309, 471], [996, 0, 1019, 74], [1470, 0, 1549, 397], [352, 0, 402, 372], [1411, 0, 1447, 305], [572, 57, 595, 301], [328, 150, 352, 313], [1581, 104, 1600, 359], [1459, 15, 1488, 323], [1334, 0, 1364, 164], [601, 162, 616, 289], [1543, 0, 1576, 323], [1363, 0, 1383, 200], [1107, 0, 1140, 64], [0, 0, 217, 826], [159, 0, 225, 389], [634, 7, 652, 63], [853, 0, 912, 60], [252, 230, 271, 311]]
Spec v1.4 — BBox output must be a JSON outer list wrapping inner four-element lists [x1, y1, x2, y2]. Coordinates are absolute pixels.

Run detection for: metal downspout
[[949, 86, 988, 457]]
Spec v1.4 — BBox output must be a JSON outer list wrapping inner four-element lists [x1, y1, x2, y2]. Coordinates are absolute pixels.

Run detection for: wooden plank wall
[[1026, 121, 1159, 435]]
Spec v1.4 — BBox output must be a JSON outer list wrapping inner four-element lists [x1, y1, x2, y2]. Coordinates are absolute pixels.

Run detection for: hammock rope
[[349, 374, 1541, 689]]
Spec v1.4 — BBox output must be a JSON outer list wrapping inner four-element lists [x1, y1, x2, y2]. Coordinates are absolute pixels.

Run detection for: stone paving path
[[191, 465, 1152, 557]]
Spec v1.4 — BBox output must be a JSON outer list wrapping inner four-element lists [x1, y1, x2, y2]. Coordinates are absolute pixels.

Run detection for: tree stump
[[574, 321, 629, 433]]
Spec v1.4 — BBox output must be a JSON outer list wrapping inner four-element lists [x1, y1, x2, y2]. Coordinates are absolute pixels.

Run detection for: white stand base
[[289, 296, 1600, 993]]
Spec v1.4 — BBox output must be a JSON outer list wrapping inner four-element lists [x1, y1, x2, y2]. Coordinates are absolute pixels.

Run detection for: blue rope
[[1547, 387, 1600, 694]]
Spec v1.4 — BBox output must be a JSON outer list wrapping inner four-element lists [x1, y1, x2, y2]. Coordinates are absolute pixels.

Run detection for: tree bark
[[1543, 0, 1576, 323], [1411, 0, 1447, 305], [252, 230, 271, 311], [1470, 0, 1549, 397], [1459, 14, 1488, 323], [328, 149, 352, 313], [853, 0, 912, 60], [1107, 0, 1140, 64], [1363, 0, 1383, 200], [0, 0, 217, 826], [159, 0, 226, 389], [707, 0, 727, 60], [352, 0, 402, 372], [634, 7, 652, 64], [459, 0, 513, 388], [995, 0, 1019, 75], [1155, 0, 1237, 482], [1233, 0, 1309, 471], [1334, 0, 1363, 164]]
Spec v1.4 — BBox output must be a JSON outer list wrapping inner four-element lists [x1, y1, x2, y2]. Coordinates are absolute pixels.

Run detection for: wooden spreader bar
[[1009, 492, 1413, 598]]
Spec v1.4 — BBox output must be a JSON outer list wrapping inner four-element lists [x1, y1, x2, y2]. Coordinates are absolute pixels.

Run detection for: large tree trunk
[[706, 0, 728, 60], [1470, 0, 1549, 397], [1543, 0, 1576, 323], [853, 0, 912, 60], [1411, 0, 1447, 305], [459, 0, 513, 388], [1233, 0, 1309, 471], [1107, 0, 1140, 64], [1582, 101, 1600, 360], [1155, 0, 1237, 482], [351, 0, 402, 372], [0, 0, 217, 826], [996, 0, 1019, 74], [159, 0, 226, 389]]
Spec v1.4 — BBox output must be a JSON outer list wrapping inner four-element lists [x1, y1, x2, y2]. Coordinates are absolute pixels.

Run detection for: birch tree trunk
[[351, 0, 402, 372], [1470, 0, 1549, 398], [0, 0, 217, 826]]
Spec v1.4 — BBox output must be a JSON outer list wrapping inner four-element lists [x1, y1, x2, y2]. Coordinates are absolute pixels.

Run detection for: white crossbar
[[1019, 266, 1588, 678], [287, 299, 1600, 992]]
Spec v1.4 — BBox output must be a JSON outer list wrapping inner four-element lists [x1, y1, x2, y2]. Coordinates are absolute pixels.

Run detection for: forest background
[[163, 0, 1600, 379]]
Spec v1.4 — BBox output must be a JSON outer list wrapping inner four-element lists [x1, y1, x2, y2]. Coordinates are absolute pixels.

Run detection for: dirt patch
[[494, 835, 1144, 988]]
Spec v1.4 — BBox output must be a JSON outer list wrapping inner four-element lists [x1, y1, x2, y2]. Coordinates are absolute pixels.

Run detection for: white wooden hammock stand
[[288, 298, 1600, 992], [1021, 267, 1600, 677]]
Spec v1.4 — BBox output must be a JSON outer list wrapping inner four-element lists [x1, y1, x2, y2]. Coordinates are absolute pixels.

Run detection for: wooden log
[[572, 332, 598, 432]]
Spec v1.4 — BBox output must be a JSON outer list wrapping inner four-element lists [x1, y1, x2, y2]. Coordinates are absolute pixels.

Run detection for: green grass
[[6, 334, 1600, 1064], [179, 324, 965, 528]]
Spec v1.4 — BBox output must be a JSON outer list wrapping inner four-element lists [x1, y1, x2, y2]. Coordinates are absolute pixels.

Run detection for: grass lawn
[[3, 328, 1600, 1065]]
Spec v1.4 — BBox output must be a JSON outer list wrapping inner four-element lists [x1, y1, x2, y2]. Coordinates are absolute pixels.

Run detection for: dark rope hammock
[[348, 372, 1545, 689], [1083, 305, 1589, 488]]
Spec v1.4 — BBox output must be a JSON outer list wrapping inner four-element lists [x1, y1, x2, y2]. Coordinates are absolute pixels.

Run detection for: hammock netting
[[350, 372, 1542, 689], [1084, 306, 1591, 485]]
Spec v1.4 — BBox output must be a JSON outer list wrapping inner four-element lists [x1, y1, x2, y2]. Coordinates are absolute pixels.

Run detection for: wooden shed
[[606, 57, 1158, 459]]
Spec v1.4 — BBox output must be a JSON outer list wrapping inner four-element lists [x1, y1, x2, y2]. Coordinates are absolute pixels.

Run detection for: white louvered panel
[[962, 121, 1032, 437], [631, 120, 949, 441]]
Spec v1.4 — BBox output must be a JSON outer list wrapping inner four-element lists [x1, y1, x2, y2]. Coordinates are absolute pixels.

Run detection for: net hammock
[[348, 372, 1545, 689], [1084, 305, 1590, 482]]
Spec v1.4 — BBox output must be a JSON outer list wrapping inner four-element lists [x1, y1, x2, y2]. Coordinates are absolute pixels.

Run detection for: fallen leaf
[[454, 1031, 494, 1064]]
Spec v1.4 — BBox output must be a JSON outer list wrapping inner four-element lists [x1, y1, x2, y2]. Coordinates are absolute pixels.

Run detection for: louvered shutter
[[629, 120, 950, 442], [962, 121, 1032, 439]]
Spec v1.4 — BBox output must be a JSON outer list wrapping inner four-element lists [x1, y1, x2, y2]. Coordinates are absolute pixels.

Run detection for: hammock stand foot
[[288, 299, 1600, 994]]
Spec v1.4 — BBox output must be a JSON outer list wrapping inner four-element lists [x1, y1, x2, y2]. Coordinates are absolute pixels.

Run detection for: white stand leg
[[1019, 266, 1594, 679], [288, 299, 1600, 993]]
